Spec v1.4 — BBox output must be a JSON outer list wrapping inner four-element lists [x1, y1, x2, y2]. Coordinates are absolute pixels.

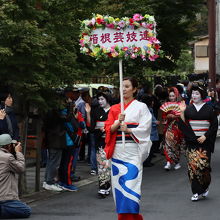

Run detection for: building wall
[[194, 38, 209, 73]]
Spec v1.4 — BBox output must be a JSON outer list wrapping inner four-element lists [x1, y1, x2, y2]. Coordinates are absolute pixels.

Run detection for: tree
[[149, 0, 205, 69], [0, 0, 101, 194], [0, 0, 100, 111]]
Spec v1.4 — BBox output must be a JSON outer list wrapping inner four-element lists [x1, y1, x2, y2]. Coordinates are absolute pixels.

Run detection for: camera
[[9, 143, 17, 159]]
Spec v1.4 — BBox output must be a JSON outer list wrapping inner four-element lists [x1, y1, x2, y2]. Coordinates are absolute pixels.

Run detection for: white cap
[[0, 134, 17, 147]]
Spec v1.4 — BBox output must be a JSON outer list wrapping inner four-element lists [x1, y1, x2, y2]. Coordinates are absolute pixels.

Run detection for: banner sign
[[80, 14, 161, 61]]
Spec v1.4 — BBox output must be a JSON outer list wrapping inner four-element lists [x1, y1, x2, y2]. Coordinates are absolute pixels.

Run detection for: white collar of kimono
[[193, 102, 205, 112], [103, 106, 110, 112]]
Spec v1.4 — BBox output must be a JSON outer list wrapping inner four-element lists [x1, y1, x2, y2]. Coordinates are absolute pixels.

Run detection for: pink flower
[[149, 56, 155, 61], [149, 54, 159, 61], [131, 54, 137, 59], [141, 55, 146, 61], [110, 45, 116, 53], [133, 14, 144, 21], [106, 23, 115, 29], [141, 22, 148, 28], [91, 18, 96, 26], [147, 24, 154, 30], [118, 21, 125, 28], [79, 39, 84, 47]]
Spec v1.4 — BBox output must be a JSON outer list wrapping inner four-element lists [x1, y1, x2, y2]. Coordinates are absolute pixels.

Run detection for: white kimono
[[108, 100, 152, 214]]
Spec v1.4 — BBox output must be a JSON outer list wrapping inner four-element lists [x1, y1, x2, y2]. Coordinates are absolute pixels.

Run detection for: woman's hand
[[110, 113, 126, 133], [179, 100, 186, 112], [197, 135, 206, 144], [0, 109, 6, 120], [120, 123, 131, 133], [100, 127, 105, 132], [118, 113, 125, 122], [166, 114, 176, 119], [162, 119, 167, 125], [85, 103, 91, 125], [15, 142, 22, 153], [74, 112, 78, 118], [179, 100, 186, 122], [120, 123, 127, 132], [85, 103, 91, 113]]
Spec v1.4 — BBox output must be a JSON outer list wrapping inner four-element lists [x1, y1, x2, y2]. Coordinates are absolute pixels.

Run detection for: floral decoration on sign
[[79, 14, 161, 61]]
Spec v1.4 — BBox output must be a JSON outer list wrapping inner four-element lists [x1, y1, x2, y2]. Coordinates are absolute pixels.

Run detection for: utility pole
[[216, 0, 220, 77], [208, 0, 216, 90]]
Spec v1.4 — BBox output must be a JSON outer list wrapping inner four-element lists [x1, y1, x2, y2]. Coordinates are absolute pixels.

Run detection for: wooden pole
[[119, 59, 125, 148]]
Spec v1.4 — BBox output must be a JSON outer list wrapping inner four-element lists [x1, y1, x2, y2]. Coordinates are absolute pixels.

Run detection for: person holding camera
[[0, 134, 31, 218]]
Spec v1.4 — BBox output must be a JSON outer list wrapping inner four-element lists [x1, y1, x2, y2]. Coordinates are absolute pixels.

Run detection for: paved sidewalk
[[21, 161, 97, 203]]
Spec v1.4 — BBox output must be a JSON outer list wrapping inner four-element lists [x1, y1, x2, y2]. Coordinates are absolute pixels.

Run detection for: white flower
[[149, 16, 155, 22], [82, 47, 89, 53], [83, 35, 90, 43], [83, 20, 91, 26], [149, 49, 155, 56]]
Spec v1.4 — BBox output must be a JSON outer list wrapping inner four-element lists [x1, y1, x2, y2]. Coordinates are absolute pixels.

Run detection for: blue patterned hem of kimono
[[110, 100, 152, 214]]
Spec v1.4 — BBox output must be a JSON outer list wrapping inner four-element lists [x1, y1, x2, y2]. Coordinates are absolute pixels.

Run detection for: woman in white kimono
[[104, 77, 152, 220]]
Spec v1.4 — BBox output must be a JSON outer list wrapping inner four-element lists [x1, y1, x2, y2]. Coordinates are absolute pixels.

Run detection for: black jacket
[[0, 106, 19, 141], [44, 109, 66, 149]]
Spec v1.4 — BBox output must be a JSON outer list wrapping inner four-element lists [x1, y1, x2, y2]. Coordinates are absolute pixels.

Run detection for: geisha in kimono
[[86, 92, 111, 198], [162, 87, 184, 170], [178, 83, 218, 201], [104, 77, 152, 220]]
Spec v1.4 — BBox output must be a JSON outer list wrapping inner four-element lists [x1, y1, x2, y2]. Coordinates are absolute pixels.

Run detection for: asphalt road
[[29, 138, 220, 220]]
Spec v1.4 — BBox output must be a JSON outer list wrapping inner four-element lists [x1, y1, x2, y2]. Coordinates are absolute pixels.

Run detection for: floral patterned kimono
[[90, 106, 111, 196], [178, 103, 218, 195], [104, 99, 152, 220], [162, 108, 184, 164]]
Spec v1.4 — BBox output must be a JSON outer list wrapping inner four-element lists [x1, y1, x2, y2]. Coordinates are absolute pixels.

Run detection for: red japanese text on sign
[[126, 32, 138, 42], [139, 31, 149, 41], [90, 27, 154, 48], [90, 34, 98, 44], [100, 33, 112, 43], [113, 32, 124, 43]]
